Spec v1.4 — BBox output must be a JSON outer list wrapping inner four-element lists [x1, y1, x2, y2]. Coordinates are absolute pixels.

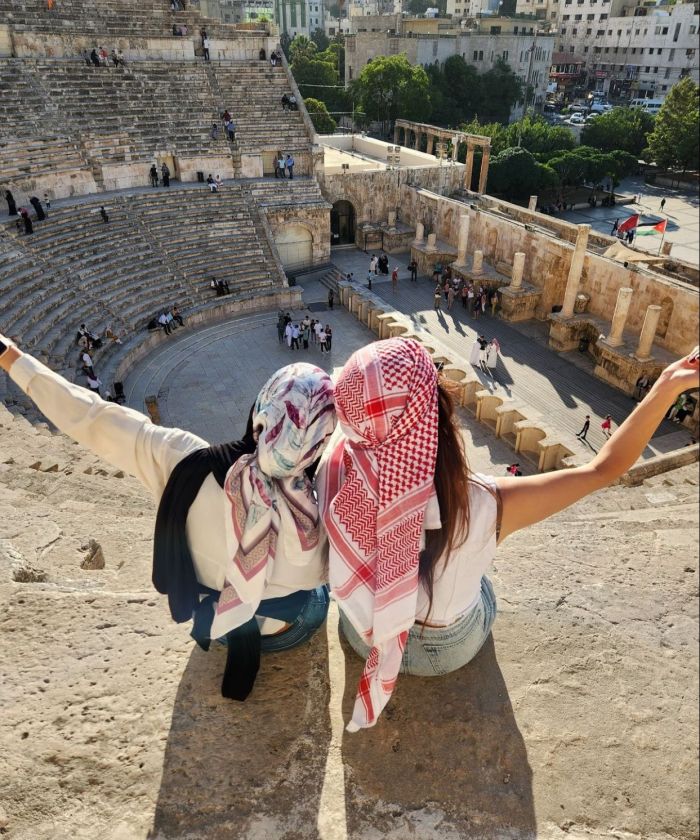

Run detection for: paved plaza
[[125, 245, 690, 477], [124, 277, 526, 476], [560, 175, 700, 266]]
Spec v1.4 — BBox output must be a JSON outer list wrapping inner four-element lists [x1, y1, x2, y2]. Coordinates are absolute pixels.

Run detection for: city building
[[198, 0, 324, 35], [345, 14, 555, 118], [516, 0, 699, 101]]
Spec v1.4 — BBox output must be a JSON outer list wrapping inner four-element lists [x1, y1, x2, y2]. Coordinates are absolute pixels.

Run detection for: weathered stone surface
[[0, 392, 697, 840]]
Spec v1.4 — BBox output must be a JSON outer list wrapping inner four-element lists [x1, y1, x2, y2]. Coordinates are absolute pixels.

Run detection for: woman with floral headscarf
[[0, 334, 337, 699], [316, 337, 700, 732]]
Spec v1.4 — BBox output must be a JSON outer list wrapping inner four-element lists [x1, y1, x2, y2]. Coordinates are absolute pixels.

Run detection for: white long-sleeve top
[[8, 354, 326, 608]]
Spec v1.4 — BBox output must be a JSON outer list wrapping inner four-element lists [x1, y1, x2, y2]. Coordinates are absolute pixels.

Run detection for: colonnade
[[394, 119, 491, 194]]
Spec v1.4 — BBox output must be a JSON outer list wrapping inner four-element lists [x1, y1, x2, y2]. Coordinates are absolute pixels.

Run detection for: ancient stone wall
[[398, 187, 699, 357], [264, 205, 331, 267]]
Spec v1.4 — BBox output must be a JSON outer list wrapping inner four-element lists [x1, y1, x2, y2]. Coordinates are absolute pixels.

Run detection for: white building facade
[[199, 0, 324, 36]]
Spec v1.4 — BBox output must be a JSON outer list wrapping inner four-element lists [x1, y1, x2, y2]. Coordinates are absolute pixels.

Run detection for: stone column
[[393, 124, 399, 145], [464, 142, 475, 191], [477, 145, 491, 194], [387, 211, 397, 230], [511, 252, 525, 289], [561, 224, 591, 318], [413, 221, 424, 244], [605, 287, 634, 347], [452, 135, 459, 162], [528, 195, 537, 211], [426, 232, 437, 253], [456, 214, 470, 265], [427, 135, 434, 156], [634, 304, 662, 360], [472, 249, 483, 275]]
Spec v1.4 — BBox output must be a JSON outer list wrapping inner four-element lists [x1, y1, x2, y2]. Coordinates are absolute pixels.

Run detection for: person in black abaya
[[5, 190, 18, 216], [29, 196, 46, 221], [19, 208, 33, 234]]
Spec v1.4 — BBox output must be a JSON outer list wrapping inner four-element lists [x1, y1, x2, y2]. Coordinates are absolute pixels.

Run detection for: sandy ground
[[1, 394, 698, 840]]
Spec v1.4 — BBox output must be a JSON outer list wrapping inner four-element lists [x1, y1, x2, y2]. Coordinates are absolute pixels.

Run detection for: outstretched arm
[[495, 347, 700, 543], [0, 337, 207, 497]]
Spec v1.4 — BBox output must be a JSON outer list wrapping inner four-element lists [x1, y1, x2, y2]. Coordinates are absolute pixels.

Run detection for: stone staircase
[[213, 62, 311, 155]]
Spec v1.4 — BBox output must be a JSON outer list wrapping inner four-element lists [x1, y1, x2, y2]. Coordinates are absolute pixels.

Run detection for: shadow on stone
[[148, 629, 332, 839], [340, 635, 536, 838]]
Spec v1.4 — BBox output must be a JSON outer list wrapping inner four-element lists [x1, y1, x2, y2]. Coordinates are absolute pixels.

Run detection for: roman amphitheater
[[0, 4, 698, 839]]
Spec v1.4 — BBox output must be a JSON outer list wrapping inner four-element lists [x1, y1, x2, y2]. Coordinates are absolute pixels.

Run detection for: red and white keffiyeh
[[317, 338, 439, 731], [210, 363, 336, 640]]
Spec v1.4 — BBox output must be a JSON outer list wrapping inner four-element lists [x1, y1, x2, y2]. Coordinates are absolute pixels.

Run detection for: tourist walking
[[601, 415, 613, 438], [408, 259, 418, 282], [291, 323, 300, 350], [490, 290, 499, 318], [610, 218, 619, 236], [391, 267, 399, 294], [486, 338, 499, 376], [277, 310, 286, 343], [202, 31, 210, 61], [285, 321, 293, 348], [149, 164, 159, 187], [634, 374, 650, 402], [318, 325, 328, 354], [576, 415, 591, 441], [161, 163, 171, 187], [660, 198, 666, 212], [433, 284, 442, 311], [277, 153, 286, 178], [100, 206, 109, 224], [313, 338, 699, 731], [5, 190, 17, 216], [328, 289, 335, 310], [446, 283, 455, 310], [325, 325, 332, 352], [302, 317, 311, 350], [286, 154, 295, 180]]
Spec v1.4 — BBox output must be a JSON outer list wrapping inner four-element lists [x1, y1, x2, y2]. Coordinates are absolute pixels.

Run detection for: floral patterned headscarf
[[210, 363, 336, 639]]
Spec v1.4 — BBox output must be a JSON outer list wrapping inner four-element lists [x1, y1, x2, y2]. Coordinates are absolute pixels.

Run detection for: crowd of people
[[277, 312, 333, 354], [432, 271, 499, 319], [147, 307, 185, 336], [85, 47, 126, 67], [74, 322, 125, 400], [5, 190, 50, 235], [210, 278, 231, 296]]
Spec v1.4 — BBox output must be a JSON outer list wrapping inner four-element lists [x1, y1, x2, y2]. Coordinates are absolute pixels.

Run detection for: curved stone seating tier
[[0, 187, 286, 380], [247, 178, 328, 209], [336, 279, 580, 473], [0, 0, 236, 38]]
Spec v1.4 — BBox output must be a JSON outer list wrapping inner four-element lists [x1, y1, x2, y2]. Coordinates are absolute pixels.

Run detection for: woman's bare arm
[[495, 347, 700, 543]]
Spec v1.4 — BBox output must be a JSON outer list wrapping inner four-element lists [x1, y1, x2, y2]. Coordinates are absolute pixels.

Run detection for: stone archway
[[330, 199, 356, 246], [275, 224, 313, 270]]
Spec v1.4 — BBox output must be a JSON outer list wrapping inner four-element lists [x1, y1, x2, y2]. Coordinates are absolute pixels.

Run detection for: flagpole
[[657, 226, 666, 256]]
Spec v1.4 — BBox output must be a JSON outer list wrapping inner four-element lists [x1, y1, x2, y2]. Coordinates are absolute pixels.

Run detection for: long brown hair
[[418, 378, 472, 617]]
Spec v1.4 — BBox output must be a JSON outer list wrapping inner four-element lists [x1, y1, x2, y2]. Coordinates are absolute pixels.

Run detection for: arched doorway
[[331, 200, 356, 246], [275, 225, 313, 270]]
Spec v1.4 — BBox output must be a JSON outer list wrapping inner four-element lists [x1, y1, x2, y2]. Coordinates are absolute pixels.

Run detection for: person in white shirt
[[315, 336, 700, 732], [0, 334, 337, 701]]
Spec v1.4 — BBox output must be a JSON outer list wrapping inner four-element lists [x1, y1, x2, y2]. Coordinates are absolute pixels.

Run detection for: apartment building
[[345, 15, 554, 118], [515, 0, 699, 101], [198, 0, 324, 35]]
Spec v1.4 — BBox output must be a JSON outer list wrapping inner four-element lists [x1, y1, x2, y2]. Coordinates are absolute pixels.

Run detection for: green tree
[[580, 106, 655, 156], [502, 115, 576, 155], [305, 98, 337, 134], [291, 54, 348, 115], [487, 147, 544, 199], [351, 54, 431, 131], [478, 58, 524, 123], [646, 77, 700, 171], [310, 27, 330, 52], [289, 35, 317, 65]]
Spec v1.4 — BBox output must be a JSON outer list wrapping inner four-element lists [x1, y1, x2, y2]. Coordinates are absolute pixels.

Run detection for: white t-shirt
[[8, 355, 326, 612], [414, 474, 498, 624]]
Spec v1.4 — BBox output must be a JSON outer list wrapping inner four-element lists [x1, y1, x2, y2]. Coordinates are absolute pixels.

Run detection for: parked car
[[567, 113, 586, 125], [590, 102, 613, 114]]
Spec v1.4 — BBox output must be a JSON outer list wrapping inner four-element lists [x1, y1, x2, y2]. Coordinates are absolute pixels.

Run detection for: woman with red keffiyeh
[[316, 337, 700, 732]]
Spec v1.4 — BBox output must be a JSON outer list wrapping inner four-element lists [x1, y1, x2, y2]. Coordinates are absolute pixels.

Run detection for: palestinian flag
[[636, 219, 668, 236], [617, 214, 639, 233]]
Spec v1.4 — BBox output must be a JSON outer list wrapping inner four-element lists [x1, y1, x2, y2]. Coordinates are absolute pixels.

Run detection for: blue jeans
[[340, 576, 496, 677], [261, 585, 330, 652]]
